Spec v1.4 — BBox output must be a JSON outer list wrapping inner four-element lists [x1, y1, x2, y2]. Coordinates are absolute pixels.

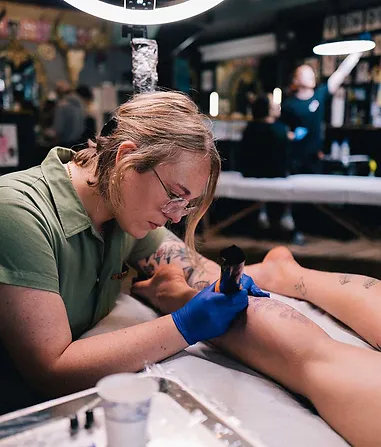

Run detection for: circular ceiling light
[[313, 40, 375, 56], [61, 0, 227, 25]]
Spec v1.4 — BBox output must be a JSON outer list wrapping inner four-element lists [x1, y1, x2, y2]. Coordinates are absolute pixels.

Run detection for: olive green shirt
[[0, 147, 166, 414], [0, 147, 165, 337]]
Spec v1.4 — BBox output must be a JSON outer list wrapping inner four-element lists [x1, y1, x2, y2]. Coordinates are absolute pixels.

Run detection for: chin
[[128, 227, 150, 239], [134, 229, 150, 239], [118, 220, 149, 239]]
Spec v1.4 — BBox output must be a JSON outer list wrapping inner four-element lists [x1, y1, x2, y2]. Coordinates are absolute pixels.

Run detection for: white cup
[[97, 373, 159, 447]]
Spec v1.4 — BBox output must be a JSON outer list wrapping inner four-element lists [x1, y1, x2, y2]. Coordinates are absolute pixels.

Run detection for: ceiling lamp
[[313, 39, 376, 56], [61, 0, 226, 25]]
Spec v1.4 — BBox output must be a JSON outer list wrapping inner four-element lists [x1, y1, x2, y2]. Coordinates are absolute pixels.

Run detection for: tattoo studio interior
[[2, 1, 381, 446]]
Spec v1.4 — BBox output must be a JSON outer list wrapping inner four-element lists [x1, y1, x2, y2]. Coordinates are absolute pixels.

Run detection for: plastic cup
[[97, 373, 158, 447]]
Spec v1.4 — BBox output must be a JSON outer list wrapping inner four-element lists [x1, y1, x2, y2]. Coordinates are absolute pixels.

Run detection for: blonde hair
[[73, 90, 220, 254]]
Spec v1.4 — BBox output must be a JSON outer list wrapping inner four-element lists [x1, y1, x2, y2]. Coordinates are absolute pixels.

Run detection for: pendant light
[[313, 39, 375, 56], [61, 0, 227, 25]]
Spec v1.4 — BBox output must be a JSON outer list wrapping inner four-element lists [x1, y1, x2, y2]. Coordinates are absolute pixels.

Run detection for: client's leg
[[245, 247, 381, 349], [213, 297, 381, 447]]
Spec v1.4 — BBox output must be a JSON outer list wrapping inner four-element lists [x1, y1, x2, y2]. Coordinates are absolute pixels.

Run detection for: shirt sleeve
[[127, 227, 167, 265], [316, 83, 330, 101], [0, 196, 59, 293]]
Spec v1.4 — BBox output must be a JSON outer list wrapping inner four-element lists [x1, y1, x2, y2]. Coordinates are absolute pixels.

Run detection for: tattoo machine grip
[[215, 245, 246, 294]]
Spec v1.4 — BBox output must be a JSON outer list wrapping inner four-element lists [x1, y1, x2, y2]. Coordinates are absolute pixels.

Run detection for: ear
[[116, 140, 137, 163]]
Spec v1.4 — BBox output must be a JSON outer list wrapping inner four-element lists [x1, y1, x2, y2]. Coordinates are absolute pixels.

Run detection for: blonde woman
[[0, 91, 250, 414]]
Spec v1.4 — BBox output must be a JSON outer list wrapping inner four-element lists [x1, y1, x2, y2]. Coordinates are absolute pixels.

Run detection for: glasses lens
[[162, 197, 188, 215], [180, 206, 197, 216]]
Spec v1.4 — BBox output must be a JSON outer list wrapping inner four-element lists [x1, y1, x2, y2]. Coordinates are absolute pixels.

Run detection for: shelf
[[327, 125, 381, 131]]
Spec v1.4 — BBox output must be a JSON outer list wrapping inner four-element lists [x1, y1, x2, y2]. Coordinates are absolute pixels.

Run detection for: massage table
[[204, 171, 381, 238], [1, 290, 373, 446]]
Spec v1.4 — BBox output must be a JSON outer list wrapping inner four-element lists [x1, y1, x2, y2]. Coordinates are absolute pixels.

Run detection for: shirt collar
[[41, 147, 92, 238]]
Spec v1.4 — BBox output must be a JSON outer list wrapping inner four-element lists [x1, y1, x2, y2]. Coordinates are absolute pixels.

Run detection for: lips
[[148, 221, 159, 230]]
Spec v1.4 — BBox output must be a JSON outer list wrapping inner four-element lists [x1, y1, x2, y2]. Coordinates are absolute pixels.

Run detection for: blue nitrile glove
[[240, 273, 270, 298], [171, 283, 248, 345], [294, 127, 309, 141]]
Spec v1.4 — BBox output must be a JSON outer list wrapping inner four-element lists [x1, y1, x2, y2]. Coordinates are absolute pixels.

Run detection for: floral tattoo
[[137, 230, 212, 290]]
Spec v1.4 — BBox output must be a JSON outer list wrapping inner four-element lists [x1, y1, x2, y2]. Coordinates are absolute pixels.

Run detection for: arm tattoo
[[137, 230, 212, 289], [295, 277, 307, 298], [363, 278, 379, 289], [339, 274, 352, 285], [249, 296, 311, 325]]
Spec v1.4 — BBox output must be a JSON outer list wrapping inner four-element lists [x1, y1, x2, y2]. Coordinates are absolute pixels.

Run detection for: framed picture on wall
[[0, 124, 18, 167], [366, 7, 381, 31], [340, 11, 364, 35], [323, 15, 339, 40], [355, 62, 371, 84], [322, 55, 336, 77], [215, 57, 260, 116]]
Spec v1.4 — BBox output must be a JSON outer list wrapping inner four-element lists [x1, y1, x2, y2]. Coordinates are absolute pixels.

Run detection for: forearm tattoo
[[138, 231, 212, 290], [339, 274, 352, 285], [249, 296, 311, 325], [294, 277, 307, 298]]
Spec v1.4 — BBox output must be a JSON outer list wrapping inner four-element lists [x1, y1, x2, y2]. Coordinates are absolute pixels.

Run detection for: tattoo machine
[[215, 245, 246, 294]]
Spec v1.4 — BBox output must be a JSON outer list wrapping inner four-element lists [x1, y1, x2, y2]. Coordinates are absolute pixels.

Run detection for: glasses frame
[[152, 168, 197, 218]]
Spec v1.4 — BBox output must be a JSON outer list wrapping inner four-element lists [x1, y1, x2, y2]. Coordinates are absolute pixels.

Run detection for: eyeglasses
[[152, 168, 197, 217]]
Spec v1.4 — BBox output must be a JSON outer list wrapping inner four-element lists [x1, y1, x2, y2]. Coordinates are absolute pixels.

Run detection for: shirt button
[[96, 277, 100, 283]]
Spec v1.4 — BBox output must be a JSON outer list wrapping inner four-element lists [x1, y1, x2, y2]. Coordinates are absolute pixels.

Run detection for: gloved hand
[[240, 273, 270, 297], [294, 127, 309, 141], [172, 283, 248, 345]]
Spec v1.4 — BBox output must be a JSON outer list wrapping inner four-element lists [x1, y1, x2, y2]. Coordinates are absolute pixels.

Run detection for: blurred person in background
[[75, 85, 97, 147], [44, 80, 86, 148], [281, 53, 362, 175], [239, 94, 307, 243], [40, 91, 58, 132]]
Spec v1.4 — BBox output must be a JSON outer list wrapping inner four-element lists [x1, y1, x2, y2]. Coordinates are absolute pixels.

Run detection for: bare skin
[[245, 246, 381, 349], [133, 248, 381, 447]]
